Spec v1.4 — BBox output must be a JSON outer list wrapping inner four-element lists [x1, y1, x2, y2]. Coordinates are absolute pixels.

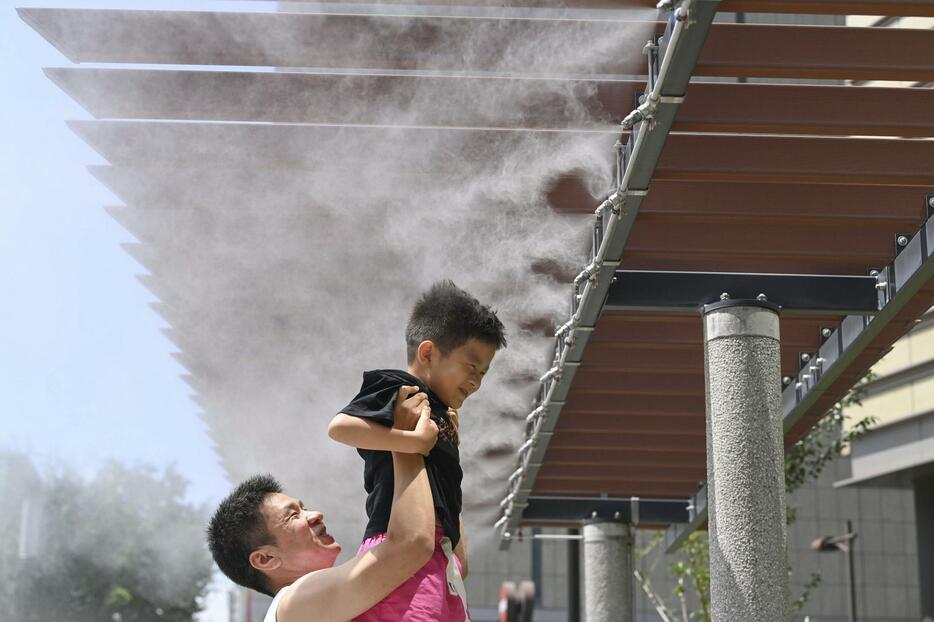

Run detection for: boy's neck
[[406, 365, 431, 389]]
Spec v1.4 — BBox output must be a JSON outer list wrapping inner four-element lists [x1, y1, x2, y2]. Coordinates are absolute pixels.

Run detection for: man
[[208, 387, 439, 622]]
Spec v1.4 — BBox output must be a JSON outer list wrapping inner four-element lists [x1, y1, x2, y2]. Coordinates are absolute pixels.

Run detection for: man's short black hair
[[406, 280, 507, 363], [207, 474, 282, 597]]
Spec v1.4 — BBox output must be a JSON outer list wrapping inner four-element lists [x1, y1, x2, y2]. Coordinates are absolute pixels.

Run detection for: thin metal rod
[[846, 519, 858, 622], [531, 533, 584, 541], [531, 528, 543, 606], [568, 529, 581, 622]]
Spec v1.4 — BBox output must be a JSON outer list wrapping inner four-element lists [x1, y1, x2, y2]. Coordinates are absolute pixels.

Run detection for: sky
[[0, 2, 275, 619], [0, 0, 245, 511]]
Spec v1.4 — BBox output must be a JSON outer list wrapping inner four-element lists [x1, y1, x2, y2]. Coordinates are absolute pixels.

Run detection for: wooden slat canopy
[[19, 4, 934, 533]]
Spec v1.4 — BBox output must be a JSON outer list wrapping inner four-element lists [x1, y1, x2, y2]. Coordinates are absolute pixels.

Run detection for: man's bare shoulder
[[277, 566, 341, 622]]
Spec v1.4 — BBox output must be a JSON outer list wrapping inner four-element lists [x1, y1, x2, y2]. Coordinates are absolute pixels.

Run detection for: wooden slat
[[655, 134, 934, 186], [196, 0, 934, 17], [18, 8, 655, 74], [68, 122, 934, 186], [21, 9, 934, 80], [46, 68, 934, 137]]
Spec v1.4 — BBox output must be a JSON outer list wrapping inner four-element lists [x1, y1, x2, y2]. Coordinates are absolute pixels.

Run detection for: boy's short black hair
[[207, 474, 282, 597], [406, 280, 507, 363]]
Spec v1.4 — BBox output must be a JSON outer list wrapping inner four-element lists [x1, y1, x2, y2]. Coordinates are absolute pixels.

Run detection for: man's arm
[[279, 404, 438, 622], [454, 513, 468, 580], [328, 387, 435, 456]]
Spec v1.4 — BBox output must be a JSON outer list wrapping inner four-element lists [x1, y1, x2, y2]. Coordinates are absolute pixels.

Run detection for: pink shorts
[[352, 528, 469, 622]]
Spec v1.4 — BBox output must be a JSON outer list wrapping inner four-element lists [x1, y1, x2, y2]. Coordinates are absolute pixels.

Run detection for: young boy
[[328, 280, 507, 621]]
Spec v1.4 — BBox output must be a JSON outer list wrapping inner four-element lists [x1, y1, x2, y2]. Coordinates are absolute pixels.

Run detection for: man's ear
[[249, 547, 281, 573], [416, 340, 435, 366]]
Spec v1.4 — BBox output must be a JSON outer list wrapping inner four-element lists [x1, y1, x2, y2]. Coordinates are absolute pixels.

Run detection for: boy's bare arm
[[328, 386, 436, 455], [280, 412, 438, 622], [328, 414, 432, 455]]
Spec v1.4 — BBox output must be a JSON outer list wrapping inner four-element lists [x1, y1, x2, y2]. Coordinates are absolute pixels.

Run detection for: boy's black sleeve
[[339, 371, 401, 426]]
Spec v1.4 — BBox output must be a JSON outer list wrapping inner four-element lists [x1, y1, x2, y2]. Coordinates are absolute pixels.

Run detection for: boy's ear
[[416, 340, 435, 366]]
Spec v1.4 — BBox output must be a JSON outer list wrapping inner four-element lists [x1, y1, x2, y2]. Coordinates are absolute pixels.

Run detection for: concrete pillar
[[583, 521, 633, 622], [915, 475, 934, 621], [703, 299, 788, 622]]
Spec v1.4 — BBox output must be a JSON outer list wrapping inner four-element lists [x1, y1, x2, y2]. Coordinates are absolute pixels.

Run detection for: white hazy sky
[[1, 2, 278, 619]]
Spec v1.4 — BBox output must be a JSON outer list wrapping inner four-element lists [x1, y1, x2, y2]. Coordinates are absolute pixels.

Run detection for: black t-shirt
[[340, 369, 463, 547]]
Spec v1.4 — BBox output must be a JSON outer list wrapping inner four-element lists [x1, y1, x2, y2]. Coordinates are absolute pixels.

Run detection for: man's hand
[[393, 386, 428, 432], [410, 402, 439, 456]]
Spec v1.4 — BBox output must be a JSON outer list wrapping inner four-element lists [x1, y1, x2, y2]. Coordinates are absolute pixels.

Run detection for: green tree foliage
[[784, 373, 877, 515], [4, 458, 213, 622]]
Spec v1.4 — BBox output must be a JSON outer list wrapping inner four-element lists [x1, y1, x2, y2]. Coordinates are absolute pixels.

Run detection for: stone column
[[583, 521, 633, 622], [703, 299, 788, 621]]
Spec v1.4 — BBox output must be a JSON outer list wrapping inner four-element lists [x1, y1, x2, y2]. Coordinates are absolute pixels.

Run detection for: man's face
[[429, 337, 497, 409], [257, 493, 341, 576]]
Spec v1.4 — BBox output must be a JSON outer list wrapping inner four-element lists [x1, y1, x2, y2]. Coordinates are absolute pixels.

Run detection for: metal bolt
[[928, 196, 934, 209], [802, 374, 811, 381], [897, 235, 910, 247], [591, 510, 599, 519], [782, 376, 792, 385], [810, 365, 819, 373], [795, 382, 803, 390], [756, 293, 768, 302], [821, 328, 833, 338], [614, 511, 622, 520], [801, 353, 811, 363], [869, 269, 880, 277], [720, 292, 730, 301]]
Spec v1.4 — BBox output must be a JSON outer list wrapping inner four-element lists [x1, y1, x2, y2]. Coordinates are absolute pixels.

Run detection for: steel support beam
[[495, 0, 721, 549], [606, 270, 879, 315], [522, 495, 690, 525]]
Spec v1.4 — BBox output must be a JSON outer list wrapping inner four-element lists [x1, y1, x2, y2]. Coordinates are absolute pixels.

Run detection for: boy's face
[[426, 337, 497, 409]]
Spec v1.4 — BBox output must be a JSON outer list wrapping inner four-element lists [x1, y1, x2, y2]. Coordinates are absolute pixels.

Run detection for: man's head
[[207, 475, 341, 596], [406, 280, 507, 409]]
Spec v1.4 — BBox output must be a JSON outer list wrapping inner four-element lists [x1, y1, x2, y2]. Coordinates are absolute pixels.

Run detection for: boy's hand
[[393, 386, 428, 432], [447, 408, 460, 447]]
